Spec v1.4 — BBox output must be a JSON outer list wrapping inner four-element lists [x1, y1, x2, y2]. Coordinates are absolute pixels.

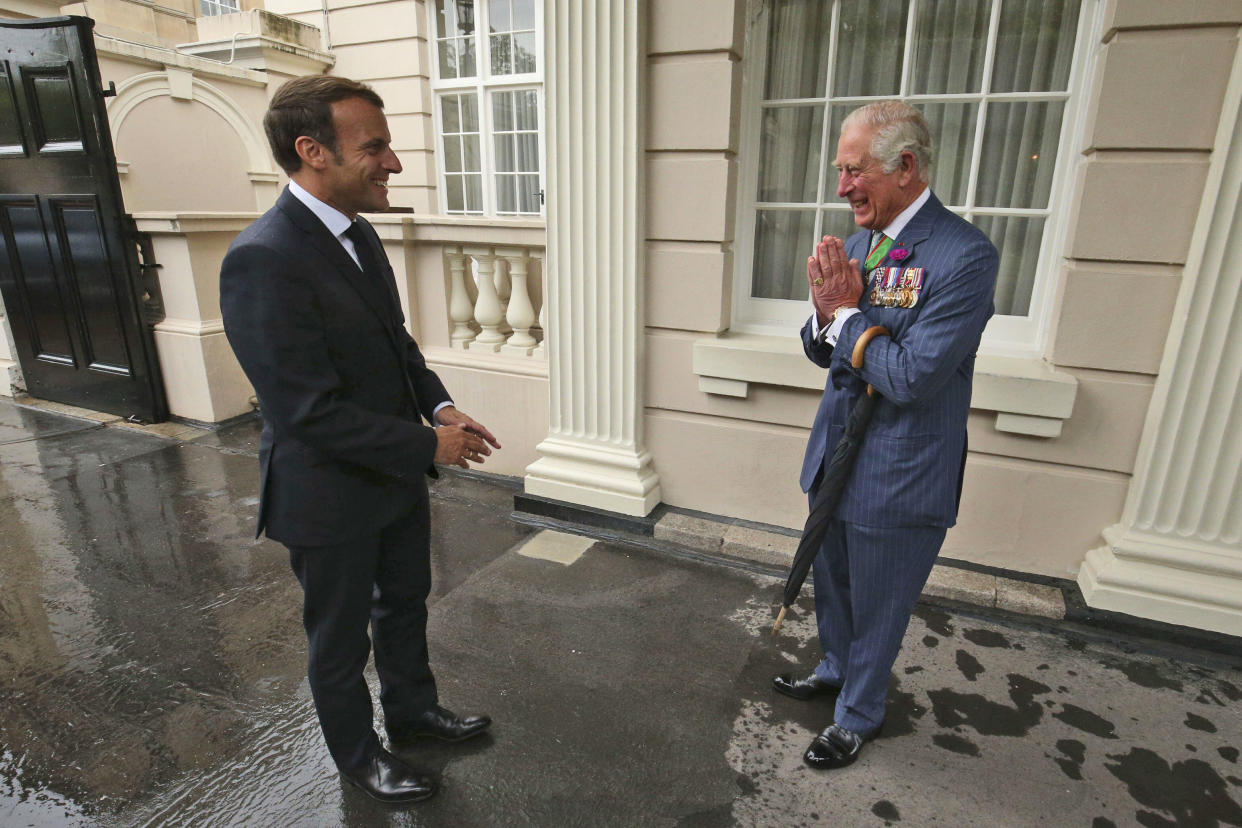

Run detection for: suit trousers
[[810, 515, 945, 735], [287, 489, 438, 771]]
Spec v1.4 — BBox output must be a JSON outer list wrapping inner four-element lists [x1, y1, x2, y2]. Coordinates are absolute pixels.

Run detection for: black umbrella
[[773, 325, 890, 635]]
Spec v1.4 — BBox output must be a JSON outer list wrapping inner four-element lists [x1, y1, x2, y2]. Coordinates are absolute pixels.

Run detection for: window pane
[[495, 134, 515, 172], [438, 40, 458, 79], [514, 90, 538, 129], [973, 215, 1045, 316], [518, 175, 540, 213], [993, 0, 1081, 92], [751, 210, 817, 300], [819, 208, 862, 245], [461, 94, 479, 131], [764, 0, 831, 99], [461, 36, 477, 77], [463, 135, 481, 171], [758, 105, 822, 203], [976, 101, 1065, 209], [441, 95, 460, 133], [517, 134, 538, 172], [514, 32, 537, 73], [442, 135, 462, 172], [444, 0, 475, 36], [493, 91, 514, 130], [491, 34, 513, 75], [497, 175, 516, 212], [920, 102, 978, 206], [435, 0, 449, 37], [446, 174, 465, 212], [910, 0, 989, 94], [489, 0, 511, 32], [465, 174, 483, 211], [832, 0, 909, 97], [512, 0, 535, 30], [821, 104, 850, 199]]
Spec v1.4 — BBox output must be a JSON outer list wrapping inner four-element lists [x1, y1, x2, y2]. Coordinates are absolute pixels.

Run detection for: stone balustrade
[[444, 244, 545, 357]]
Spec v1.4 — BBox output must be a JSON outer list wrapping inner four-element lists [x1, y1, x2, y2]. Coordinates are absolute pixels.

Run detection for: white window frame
[[428, 0, 546, 218], [198, 0, 240, 17], [732, 0, 1100, 357]]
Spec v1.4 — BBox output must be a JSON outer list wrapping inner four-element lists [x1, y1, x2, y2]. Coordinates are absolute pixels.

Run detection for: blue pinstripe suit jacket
[[799, 191, 998, 529]]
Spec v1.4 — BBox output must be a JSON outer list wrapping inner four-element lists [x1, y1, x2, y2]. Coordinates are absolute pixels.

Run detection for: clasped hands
[[807, 235, 863, 327], [433, 406, 501, 469]]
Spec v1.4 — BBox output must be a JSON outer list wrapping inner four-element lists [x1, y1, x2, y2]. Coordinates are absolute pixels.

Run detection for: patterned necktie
[[865, 232, 893, 271]]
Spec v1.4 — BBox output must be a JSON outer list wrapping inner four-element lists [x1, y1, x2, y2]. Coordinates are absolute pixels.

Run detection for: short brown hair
[[263, 75, 385, 173]]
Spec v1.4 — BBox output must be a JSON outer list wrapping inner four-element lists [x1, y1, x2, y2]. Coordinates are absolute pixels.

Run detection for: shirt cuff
[[822, 307, 860, 346], [432, 401, 454, 421]]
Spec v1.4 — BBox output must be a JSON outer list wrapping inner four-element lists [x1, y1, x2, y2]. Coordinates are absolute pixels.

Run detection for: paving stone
[[721, 525, 798, 568], [516, 529, 595, 565], [996, 577, 1066, 619], [923, 566, 997, 607], [654, 512, 725, 553]]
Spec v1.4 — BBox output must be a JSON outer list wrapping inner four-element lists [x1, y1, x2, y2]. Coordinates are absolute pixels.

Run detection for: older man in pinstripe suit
[[774, 101, 999, 770]]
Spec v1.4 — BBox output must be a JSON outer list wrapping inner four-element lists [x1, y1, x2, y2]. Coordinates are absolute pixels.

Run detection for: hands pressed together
[[807, 235, 863, 327], [433, 406, 502, 469]]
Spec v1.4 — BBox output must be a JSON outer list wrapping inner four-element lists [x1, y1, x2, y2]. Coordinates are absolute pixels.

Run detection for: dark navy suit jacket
[[220, 187, 449, 547], [799, 192, 998, 529]]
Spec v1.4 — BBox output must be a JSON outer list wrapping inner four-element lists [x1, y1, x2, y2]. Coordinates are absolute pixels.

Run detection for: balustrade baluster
[[499, 249, 537, 355], [447, 248, 477, 349], [467, 247, 507, 351]]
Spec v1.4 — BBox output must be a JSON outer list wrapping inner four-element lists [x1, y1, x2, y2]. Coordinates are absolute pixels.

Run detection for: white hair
[[841, 101, 933, 183]]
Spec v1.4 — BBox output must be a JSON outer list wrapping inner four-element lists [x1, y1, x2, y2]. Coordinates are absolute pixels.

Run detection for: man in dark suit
[[773, 101, 998, 770], [220, 75, 500, 803]]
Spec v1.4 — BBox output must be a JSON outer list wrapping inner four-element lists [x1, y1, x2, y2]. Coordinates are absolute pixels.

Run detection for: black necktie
[[343, 220, 381, 280]]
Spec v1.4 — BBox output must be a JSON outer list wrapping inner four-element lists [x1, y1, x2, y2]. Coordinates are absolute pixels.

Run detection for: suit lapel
[[276, 190, 397, 331], [891, 191, 943, 264]]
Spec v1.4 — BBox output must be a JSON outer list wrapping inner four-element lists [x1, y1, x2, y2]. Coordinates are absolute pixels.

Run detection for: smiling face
[[316, 96, 402, 218], [833, 122, 918, 231]]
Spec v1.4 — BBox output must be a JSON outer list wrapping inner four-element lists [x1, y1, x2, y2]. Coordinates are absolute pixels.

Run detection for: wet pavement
[[0, 397, 1240, 827]]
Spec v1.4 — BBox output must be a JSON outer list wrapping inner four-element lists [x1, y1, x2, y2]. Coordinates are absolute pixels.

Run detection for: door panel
[[0, 16, 166, 421]]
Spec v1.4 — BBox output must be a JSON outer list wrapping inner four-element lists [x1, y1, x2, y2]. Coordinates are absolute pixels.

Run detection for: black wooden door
[[0, 16, 167, 422]]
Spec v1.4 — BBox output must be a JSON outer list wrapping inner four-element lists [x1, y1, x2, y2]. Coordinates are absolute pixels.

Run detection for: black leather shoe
[[388, 706, 492, 746], [339, 748, 435, 803], [803, 722, 881, 770], [772, 672, 840, 701]]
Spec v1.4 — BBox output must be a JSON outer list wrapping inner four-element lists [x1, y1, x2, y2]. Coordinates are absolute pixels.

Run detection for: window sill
[[691, 333, 1077, 438]]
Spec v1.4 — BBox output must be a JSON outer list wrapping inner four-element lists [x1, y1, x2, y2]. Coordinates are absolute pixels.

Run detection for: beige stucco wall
[[114, 94, 257, 211], [638, 0, 1242, 579]]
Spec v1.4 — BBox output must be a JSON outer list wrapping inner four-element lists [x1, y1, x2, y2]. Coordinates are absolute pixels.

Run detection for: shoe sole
[[772, 683, 840, 702], [341, 773, 436, 804], [389, 724, 491, 747]]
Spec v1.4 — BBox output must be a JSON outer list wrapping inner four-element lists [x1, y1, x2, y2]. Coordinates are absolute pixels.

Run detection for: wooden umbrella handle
[[851, 325, 891, 370]]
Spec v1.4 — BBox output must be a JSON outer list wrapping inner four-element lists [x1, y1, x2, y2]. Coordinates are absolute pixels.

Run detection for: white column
[[1079, 71, 1242, 636], [524, 0, 660, 516]]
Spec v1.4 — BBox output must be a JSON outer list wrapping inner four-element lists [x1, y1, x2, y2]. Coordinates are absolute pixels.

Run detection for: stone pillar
[[523, 0, 661, 516], [1079, 79, 1242, 636]]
